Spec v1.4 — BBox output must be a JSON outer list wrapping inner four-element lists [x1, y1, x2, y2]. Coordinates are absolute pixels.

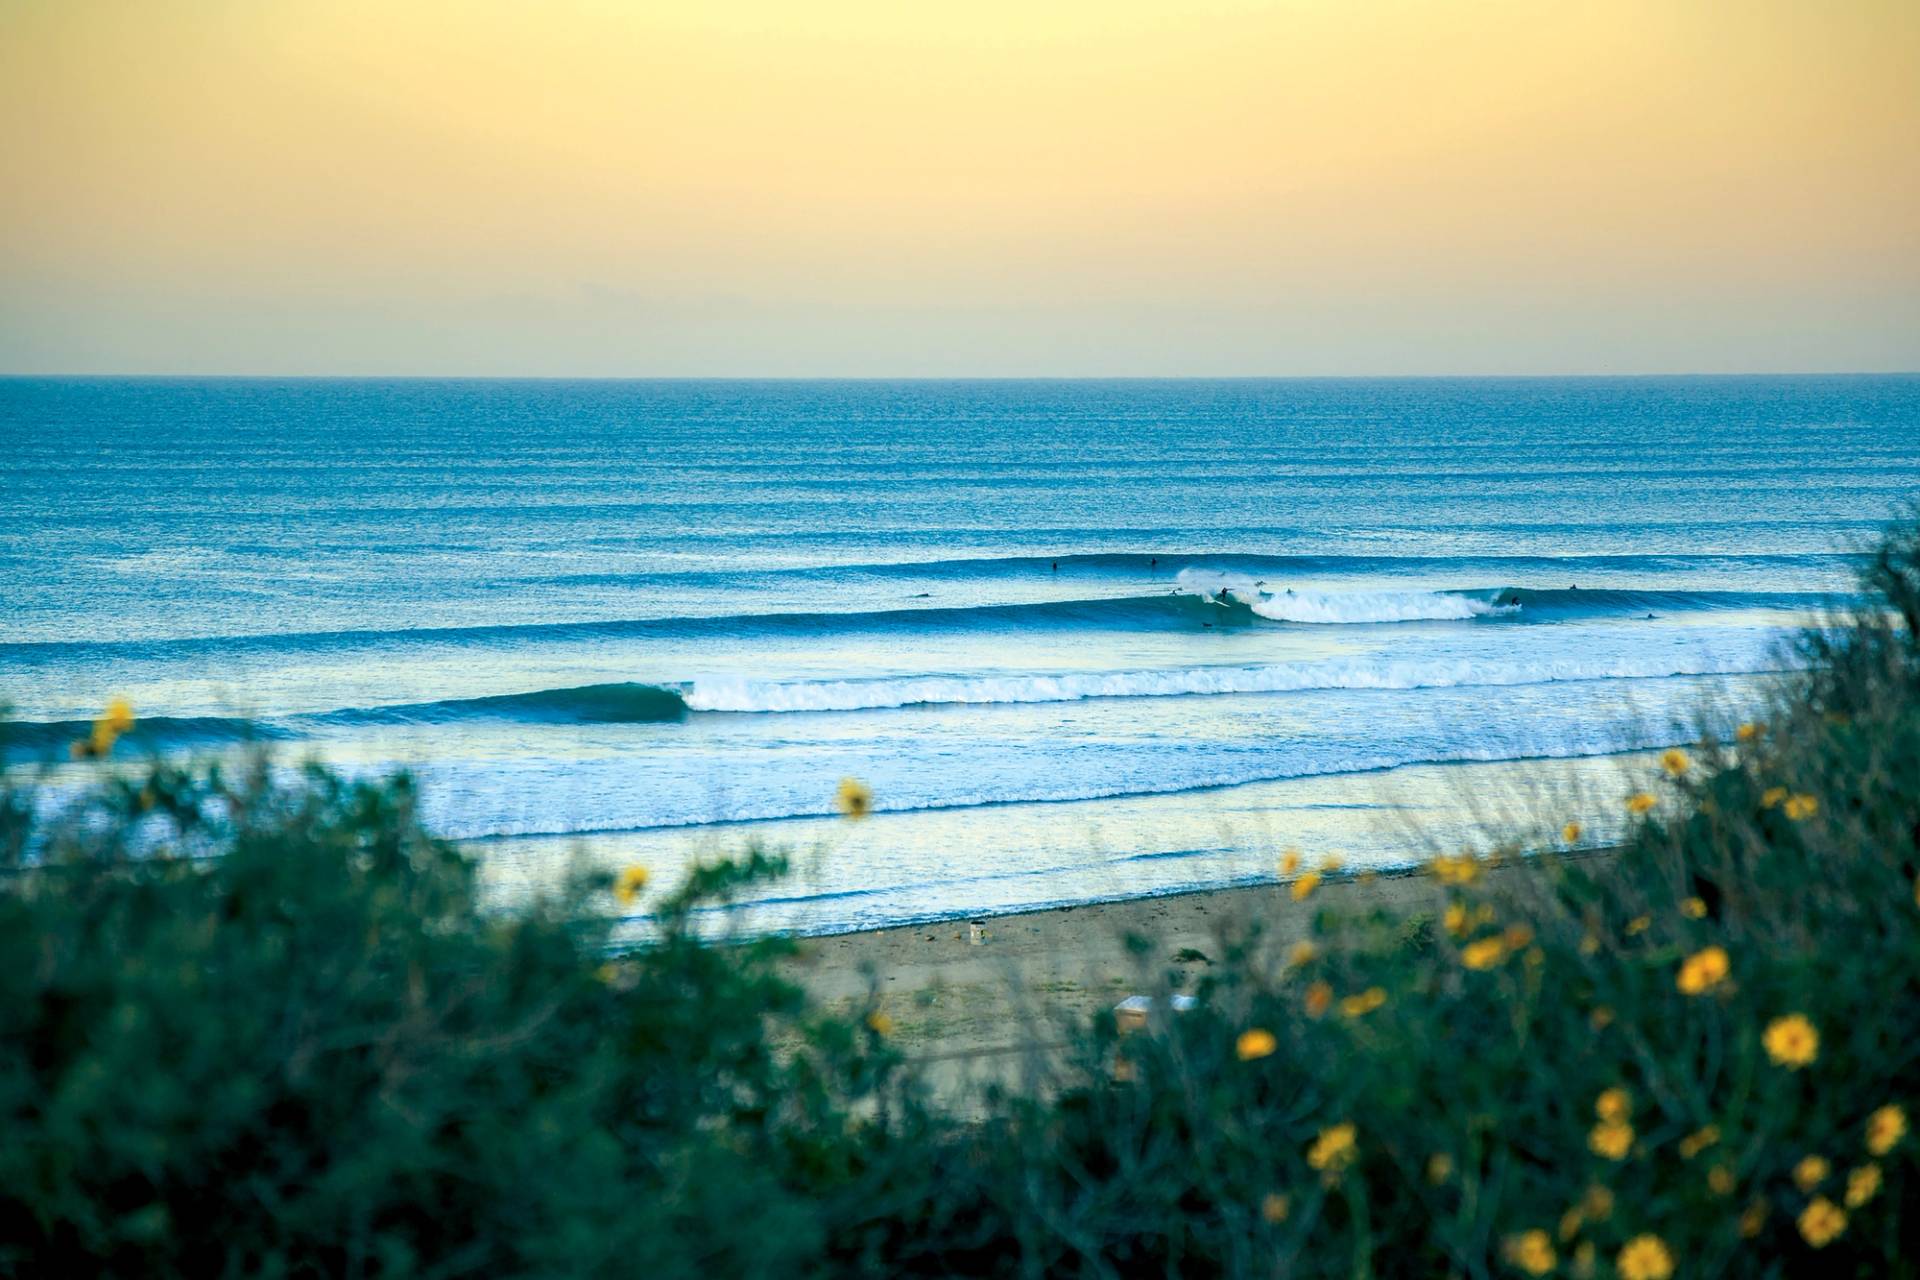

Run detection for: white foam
[[680, 650, 1784, 715], [1174, 569, 1507, 623]]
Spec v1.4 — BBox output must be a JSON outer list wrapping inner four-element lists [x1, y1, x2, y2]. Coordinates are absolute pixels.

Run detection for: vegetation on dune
[[4, 523, 1920, 1277]]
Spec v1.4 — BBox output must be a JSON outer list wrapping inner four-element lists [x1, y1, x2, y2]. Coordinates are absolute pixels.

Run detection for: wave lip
[[332, 682, 692, 726], [2, 714, 280, 757], [1175, 570, 1510, 623]]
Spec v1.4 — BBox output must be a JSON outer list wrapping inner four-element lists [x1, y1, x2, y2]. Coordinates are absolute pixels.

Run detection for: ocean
[[4, 376, 1916, 934]]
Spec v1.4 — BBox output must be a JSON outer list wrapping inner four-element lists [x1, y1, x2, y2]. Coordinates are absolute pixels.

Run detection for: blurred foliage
[[0, 758, 909, 1276], [4, 522, 1920, 1277]]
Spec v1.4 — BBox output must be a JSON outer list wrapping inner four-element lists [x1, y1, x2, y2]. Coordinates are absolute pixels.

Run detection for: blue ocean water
[[4, 376, 1916, 931]]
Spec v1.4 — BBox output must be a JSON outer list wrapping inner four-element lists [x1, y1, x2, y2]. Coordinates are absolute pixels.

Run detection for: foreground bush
[[0, 760, 909, 1276], [3, 523, 1919, 1277]]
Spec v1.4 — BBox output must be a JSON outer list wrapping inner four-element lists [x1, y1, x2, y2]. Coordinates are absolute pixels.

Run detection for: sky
[[1, 0, 1916, 376]]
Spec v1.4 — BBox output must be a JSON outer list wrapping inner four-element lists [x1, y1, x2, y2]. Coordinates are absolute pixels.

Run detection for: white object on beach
[[1113, 993, 1198, 1031]]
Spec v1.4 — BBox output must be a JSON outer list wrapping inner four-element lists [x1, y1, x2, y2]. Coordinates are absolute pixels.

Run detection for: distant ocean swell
[[0, 583, 1838, 660], [522, 549, 1869, 587]]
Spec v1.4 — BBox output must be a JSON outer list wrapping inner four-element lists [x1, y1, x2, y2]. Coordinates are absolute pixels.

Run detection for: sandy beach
[[780, 867, 1476, 1094]]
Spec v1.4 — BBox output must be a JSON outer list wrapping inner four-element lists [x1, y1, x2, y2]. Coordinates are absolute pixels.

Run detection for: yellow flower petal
[[1866, 1104, 1907, 1156], [1615, 1234, 1673, 1280], [1676, 945, 1730, 995], [1236, 1028, 1277, 1060], [836, 777, 873, 819], [1764, 1013, 1820, 1069], [613, 864, 650, 906], [1306, 1122, 1356, 1172], [1797, 1196, 1847, 1248]]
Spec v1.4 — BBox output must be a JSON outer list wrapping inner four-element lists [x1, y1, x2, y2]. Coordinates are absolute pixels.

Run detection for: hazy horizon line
[[5, 369, 1918, 383]]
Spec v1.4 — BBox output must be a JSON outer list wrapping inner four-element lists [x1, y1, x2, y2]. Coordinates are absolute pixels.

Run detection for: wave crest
[[1174, 570, 1510, 623], [683, 650, 1781, 714]]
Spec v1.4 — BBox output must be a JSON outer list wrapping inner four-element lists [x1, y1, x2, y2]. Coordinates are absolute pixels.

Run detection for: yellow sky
[[2, 0, 1915, 373]]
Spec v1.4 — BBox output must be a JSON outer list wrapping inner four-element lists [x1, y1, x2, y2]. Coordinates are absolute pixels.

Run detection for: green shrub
[[0, 759, 906, 1277], [4, 523, 1919, 1278]]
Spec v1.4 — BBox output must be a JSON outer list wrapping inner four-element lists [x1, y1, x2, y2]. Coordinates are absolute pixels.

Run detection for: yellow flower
[[1626, 791, 1657, 815], [1502, 1230, 1556, 1276], [1461, 937, 1507, 970], [1797, 1196, 1847, 1248], [1279, 848, 1302, 875], [1615, 1234, 1673, 1280], [1431, 853, 1481, 885], [1340, 986, 1386, 1018], [1572, 1241, 1596, 1278], [1588, 1120, 1633, 1160], [1320, 853, 1345, 873], [1287, 940, 1319, 967], [1707, 1163, 1735, 1196], [1625, 914, 1650, 936], [1562, 820, 1582, 844], [836, 777, 873, 819], [1502, 923, 1534, 950], [1681, 895, 1707, 919], [612, 864, 650, 906], [1306, 1122, 1356, 1173], [1738, 1198, 1767, 1238], [1793, 1155, 1830, 1191], [1761, 785, 1788, 809], [1736, 721, 1762, 742], [1678, 1124, 1721, 1159], [1661, 747, 1690, 776], [1260, 1192, 1290, 1223], [1290, 871, 1322, 902], [1579, 931, 1601, 956], [1845, 1163, 1881, 1208], [866, 1011, 894, 1035], [1443, 902, 1469, 936], [1304, 981, 1333, 1018], [593, 962, 620, 984], [1581, 1184, 1614, 1220], [1783, 793, 1819, 821], [1595, 1087, 1632, 1122], [1676, 945, 1730, 995], [1426, 1152, 1454, 1185], [1236, 1028, 1277, 1061], [1866, 1104, 1907, 1155], [1557, 1206, 1583, 1243], [86, 696, 137, 756], [1764, 1013, 1819, 1068], [1589, 1005, 1614, 1031]]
